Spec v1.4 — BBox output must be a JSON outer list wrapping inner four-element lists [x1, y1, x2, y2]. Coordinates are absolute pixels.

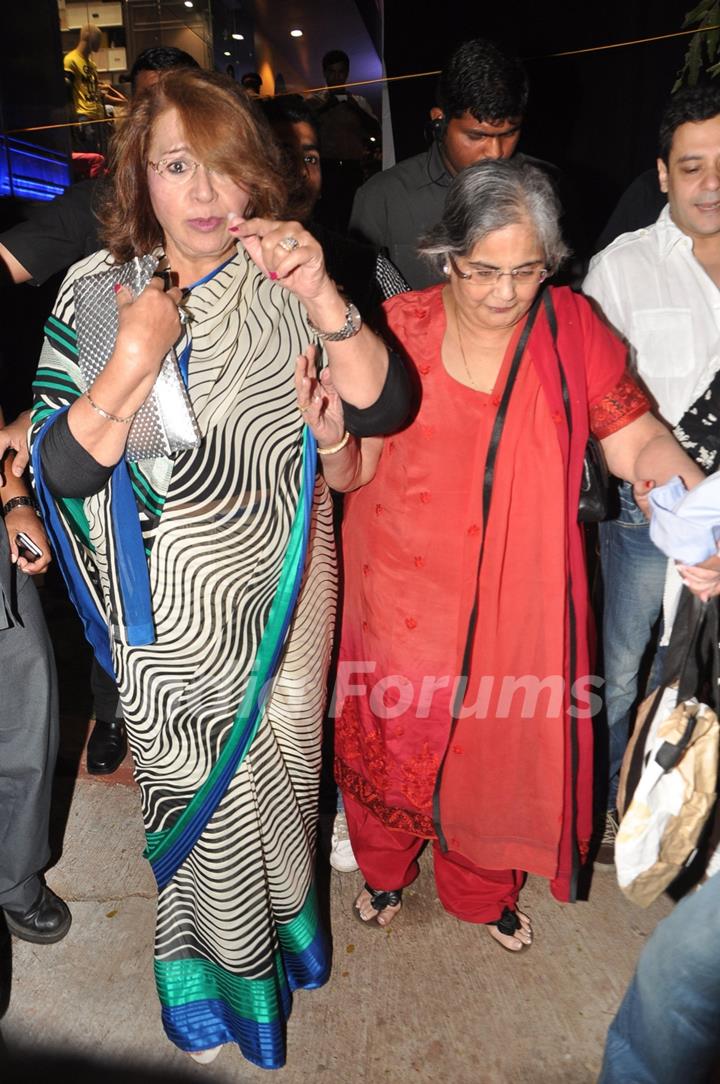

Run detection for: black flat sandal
[[486, 906, 532, 953], [354, 883, 403, 927]]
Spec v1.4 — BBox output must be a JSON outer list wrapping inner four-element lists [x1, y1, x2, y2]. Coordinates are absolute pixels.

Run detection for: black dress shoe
[[4, 886, 72, 944], [87, 717, 127, 774]]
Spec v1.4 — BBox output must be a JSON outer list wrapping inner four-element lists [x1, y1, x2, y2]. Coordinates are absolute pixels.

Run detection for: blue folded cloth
[[648, 473, 720, 564]]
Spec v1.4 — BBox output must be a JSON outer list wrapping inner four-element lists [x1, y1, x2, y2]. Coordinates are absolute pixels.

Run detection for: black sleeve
[[594, 170, 666, 253], [0, 179, 103, 286], [340, 349, 417, 437], [40, 411, 114, 497]]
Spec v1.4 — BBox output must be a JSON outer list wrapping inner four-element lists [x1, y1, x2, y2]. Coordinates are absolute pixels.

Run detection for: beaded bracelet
[[316, 431, 351, 457], [84, 389, 138, 425]]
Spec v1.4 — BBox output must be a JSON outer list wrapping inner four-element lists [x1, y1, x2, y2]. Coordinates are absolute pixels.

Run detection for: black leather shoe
[[4, 886, 72, 944], [87, 717, 127, 774]]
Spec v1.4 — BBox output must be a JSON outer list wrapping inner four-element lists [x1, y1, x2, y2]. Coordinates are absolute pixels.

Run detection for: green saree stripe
[[127, 464, 165, 517], [44, 317, 78, 357], [61, 496, 93, 548], [154, 887, 319, 1019], [275, 885, 320, 956], [34, 378, 80, 397], [155, 954, 287, 1023], [45, 314, 77, 343], [31, 404, 55, 426], [35, 368, 79, 394]]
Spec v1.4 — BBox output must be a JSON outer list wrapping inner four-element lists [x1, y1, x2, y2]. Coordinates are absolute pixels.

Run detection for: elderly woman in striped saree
[[29, 69, 410, 1069]]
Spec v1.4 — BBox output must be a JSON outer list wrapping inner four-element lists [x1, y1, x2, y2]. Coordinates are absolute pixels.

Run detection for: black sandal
[[486, 906, 532, 952], [354, 883, 403, 927]]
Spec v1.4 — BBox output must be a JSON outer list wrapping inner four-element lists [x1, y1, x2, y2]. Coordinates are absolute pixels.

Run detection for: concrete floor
[[0, 583, 679, 1083]]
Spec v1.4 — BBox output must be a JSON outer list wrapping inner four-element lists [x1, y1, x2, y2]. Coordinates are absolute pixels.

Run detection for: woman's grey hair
[[419, 158, 569, 275]]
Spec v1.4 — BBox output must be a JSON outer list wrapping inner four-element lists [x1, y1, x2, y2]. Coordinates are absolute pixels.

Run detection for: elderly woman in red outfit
[[297, 158, 704, 950]]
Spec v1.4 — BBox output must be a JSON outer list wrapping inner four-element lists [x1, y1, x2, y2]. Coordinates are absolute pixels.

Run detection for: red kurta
[[336, 285, 649, 902]]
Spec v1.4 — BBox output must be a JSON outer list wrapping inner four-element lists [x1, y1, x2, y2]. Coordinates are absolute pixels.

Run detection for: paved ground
[[0, 581, 679, 1083]]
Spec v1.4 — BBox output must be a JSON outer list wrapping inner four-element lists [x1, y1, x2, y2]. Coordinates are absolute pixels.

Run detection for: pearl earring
[[443, 263, 450, 275]]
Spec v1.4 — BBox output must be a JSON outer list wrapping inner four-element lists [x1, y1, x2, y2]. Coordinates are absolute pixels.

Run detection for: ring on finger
[[278, 235, 300, 252]]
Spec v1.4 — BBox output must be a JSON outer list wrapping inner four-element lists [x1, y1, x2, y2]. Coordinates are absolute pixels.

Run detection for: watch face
[[347, 303, 361, 332]]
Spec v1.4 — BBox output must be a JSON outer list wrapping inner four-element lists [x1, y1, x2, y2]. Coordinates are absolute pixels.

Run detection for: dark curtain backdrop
[[383, 1, 692, 246]]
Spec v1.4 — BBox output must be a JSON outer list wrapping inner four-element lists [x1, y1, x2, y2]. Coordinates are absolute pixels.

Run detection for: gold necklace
[[451, 297, 478, 389]]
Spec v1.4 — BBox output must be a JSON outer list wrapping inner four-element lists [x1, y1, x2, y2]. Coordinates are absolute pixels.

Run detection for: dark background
[[383, 0, 692, 245], [0, 0, 703, 419]]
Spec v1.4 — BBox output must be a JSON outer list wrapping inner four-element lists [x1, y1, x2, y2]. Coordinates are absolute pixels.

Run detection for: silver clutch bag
[[73, 254, 202, 462]]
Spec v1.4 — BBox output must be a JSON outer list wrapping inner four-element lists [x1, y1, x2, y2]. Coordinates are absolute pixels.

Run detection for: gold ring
[[279, 236, 300, 252], [298, 404, 310, 413]]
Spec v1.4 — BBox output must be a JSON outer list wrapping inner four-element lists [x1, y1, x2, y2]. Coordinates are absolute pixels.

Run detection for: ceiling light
[[224, 51, 231, 56], [184, 1, 193, 7], [290, 29, 303, 38], [232, 33, 244, 40]]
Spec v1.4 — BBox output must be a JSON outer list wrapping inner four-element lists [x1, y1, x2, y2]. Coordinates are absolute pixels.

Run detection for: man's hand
[[677, 550, 720, 603], [5, 503, 51, 575], [0, 410, 31, 480]]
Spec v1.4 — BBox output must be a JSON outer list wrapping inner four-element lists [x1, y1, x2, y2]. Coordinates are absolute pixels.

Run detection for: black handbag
[[542, 292, 610, 523]]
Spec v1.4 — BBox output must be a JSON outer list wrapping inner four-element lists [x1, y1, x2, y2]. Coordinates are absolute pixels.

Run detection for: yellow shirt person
[[64, 46, 104, 120]]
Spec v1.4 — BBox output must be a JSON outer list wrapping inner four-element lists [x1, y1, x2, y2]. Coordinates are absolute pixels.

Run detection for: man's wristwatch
[[2, 495, 39, 517], [308, 301, 362, 341]]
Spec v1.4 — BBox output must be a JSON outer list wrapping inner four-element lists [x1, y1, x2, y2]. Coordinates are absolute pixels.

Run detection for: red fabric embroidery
[[336, 698, 390, 793], [399, 742, 440, 811], [590, 372, 651, 440], [336, 759, 437, 839]]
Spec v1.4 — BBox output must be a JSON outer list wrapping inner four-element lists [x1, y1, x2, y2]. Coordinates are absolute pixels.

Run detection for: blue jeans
[[598, 872, 720, 1083], [600, 482, 668, 809]]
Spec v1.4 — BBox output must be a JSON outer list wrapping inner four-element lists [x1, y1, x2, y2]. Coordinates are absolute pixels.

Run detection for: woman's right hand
[[114, 277, 183, 381]]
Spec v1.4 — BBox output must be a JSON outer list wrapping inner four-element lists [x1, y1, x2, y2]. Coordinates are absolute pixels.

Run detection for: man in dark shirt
[[350, 39, 529, 290]]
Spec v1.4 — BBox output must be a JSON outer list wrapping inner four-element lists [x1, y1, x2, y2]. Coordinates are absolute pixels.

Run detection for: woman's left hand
[[294, 344, 346, 447], [228, 216, 330, 303], [5, 504, 51, 575]]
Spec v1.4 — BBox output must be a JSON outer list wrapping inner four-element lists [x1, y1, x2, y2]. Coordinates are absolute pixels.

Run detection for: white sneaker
[[330, 811, 359, 872], [188, 1046, 222, 1064]]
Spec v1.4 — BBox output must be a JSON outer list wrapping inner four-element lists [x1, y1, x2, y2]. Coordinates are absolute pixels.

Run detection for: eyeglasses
[[148, 155, 228, 184], [448, 253, 548, 286]]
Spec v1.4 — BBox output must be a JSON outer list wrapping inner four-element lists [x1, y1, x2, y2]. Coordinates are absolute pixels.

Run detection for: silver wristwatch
[[308, 301, 362, 341]]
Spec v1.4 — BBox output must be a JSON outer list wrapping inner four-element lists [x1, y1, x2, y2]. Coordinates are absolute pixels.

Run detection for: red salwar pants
[[342, 791, 523, 923]]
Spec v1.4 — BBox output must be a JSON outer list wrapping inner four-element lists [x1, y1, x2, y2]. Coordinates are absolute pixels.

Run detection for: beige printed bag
[[615, 592, 720, 907]]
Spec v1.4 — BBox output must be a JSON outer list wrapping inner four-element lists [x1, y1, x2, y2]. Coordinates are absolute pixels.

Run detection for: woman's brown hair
[[99, 69, 289, 262]]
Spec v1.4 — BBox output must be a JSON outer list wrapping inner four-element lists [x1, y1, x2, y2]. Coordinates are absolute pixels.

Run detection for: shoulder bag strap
[[450, 290, 544, 716], [435, 290, 545, 848]]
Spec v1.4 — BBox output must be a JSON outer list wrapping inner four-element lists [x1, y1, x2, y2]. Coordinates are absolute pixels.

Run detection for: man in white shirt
[[583, 85, 720, 861]]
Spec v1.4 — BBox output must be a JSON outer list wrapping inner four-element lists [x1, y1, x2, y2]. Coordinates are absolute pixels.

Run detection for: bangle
[[84, 389, 138, 425], [2, 495, 38, 517], [316, 430, 351, 456]]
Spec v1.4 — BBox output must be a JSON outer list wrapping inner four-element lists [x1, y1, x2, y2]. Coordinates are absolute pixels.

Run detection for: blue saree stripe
[[150, 430, 317, 890], [282, 923, 330, 993], [108, 462, 155, 646], [32, 411, 115, 678], [158, 926, 328, 1070], [161, 995, 291, 1070]]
